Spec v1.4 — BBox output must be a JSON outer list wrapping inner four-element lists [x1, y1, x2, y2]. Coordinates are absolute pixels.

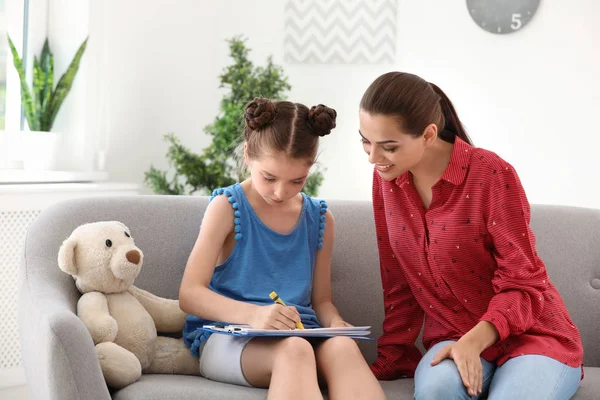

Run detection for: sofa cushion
[[112, 369, 596, 400], [111, 374, 416, 400], [572, 367, 600, 399]]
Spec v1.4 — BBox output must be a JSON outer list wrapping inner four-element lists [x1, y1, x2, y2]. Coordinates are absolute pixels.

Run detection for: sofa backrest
[[27, 197, 600, 366], [527, 204, 600, 367], [328, 202, 600, 367]]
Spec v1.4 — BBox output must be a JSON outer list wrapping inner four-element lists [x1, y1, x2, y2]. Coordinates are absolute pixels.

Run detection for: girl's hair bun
[[244, 98, 277, 130], [308, 104, 337, 137]]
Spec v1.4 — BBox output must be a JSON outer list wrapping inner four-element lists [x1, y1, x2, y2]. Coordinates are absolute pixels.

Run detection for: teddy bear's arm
[[78, 291, 118, 344], [127, 285, 187, 332]]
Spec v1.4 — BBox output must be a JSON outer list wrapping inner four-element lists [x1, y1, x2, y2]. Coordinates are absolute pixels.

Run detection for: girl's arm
[[179, 194, 300, 329], [311, 210, 347, 328], [179, 195, 256, 323]]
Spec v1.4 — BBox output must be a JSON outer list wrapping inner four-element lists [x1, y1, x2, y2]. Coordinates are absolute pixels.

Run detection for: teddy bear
[[57, 221, 200, 389]]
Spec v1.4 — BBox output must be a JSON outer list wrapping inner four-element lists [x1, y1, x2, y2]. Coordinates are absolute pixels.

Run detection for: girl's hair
[[359, 72, 472, 145], [243, 98, 337, 163]]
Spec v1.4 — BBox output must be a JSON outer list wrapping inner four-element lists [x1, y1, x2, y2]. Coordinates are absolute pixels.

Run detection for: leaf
[[7, 34, 39, 130], [42, 37, 88, 131], [44, 54, 54, 112], [143, 165, 185, 195], [40, 39, 51, 70], [40, 39, 54, 111], [304, 168, 325, 197], [33, 56, 45, 118]]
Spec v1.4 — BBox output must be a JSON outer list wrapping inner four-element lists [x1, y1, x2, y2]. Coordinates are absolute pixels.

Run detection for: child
[[179, 98, 385, 400]]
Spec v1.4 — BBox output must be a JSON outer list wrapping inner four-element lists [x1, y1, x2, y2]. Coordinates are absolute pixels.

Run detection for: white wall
[[48, 0, 88, 171], [55, 0, 600, 207]]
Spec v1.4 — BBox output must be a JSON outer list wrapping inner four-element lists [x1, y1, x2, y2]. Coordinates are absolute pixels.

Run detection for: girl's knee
[[275, 337, 315, 365], [319, 336, 361, 358], [315, 337, 367, 372]]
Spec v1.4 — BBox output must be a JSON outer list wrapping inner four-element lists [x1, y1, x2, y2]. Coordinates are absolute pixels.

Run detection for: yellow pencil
[[269, 291, 305, 330]]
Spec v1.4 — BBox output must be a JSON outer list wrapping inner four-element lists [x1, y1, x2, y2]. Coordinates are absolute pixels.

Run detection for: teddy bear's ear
[[58, 238, 77, 276]]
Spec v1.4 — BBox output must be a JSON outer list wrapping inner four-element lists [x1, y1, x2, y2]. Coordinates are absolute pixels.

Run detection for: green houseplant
[[1, 35, 88, 170], [8, 35, 88, 132], [145, 36, 325, 197]]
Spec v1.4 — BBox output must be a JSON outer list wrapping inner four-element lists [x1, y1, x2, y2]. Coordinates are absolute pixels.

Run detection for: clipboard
[[199, 324, 373, 340]]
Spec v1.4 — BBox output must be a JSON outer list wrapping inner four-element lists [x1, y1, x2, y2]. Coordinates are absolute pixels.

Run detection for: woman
[[359, 72, 583, 399]]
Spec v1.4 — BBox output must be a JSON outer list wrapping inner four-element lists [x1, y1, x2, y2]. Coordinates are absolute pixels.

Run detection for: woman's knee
[[414, 360, 468, 400]]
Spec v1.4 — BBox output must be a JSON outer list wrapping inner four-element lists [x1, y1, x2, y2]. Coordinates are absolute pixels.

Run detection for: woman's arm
[[430, 164, 542, 397], [479, 166, 549, 341], [370, 169, 424, 380]]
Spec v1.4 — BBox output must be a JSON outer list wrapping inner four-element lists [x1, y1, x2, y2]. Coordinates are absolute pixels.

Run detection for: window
[[2, 0, 35, 133], [0, 0, 8, 130]]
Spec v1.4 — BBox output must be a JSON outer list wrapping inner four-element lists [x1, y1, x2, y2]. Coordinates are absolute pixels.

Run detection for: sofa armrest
[[18, 232, 111, 400]]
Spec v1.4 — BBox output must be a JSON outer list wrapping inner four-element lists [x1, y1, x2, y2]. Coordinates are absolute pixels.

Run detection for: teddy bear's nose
[[126, 250, 141, 265]]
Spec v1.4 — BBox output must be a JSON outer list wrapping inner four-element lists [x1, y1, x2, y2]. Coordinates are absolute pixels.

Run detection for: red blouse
[[370, 137, 584, 380]]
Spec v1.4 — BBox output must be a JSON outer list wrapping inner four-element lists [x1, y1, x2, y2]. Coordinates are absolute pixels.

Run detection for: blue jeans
[[414, 341, 581, 400]]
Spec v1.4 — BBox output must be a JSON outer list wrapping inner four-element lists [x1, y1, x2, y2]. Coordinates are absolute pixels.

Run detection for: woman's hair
[[359, 72, 472, 145], [242, 98, 337, 163]]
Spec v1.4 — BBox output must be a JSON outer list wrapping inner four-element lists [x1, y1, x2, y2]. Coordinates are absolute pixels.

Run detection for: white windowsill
[[0, 181, 139, 194], [0, 367, 26, 389], [0, 169, 110, 184]]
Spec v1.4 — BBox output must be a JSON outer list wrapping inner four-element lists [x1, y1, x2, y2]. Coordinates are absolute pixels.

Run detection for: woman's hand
[[430, 338, 483, 397], [329, 316, 353, 328], [249, 304, 301, 330]]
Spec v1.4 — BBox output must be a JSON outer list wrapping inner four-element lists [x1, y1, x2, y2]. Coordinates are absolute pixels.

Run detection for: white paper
[[202, 324, 371, 338]]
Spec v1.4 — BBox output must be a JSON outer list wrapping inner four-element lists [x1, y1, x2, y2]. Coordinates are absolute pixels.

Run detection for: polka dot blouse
[[370, 137, 584, 381]]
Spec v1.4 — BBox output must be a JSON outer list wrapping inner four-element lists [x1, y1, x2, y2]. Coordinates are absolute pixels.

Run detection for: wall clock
[[467, 0, 540, 34]]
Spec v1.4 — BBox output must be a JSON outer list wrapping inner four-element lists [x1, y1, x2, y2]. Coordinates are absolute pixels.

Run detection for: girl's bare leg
[[315, 337, 386, 400], [241, 336, 323, 400]]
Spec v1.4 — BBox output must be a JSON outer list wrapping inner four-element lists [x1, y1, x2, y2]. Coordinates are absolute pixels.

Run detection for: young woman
[[359, 72, 583, 399]]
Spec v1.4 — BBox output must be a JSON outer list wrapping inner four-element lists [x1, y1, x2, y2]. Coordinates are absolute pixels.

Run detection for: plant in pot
[[144, 36, 326, 197], [2, 35, 87, 170]]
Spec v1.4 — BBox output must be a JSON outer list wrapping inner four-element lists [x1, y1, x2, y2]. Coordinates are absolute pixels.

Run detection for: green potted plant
[[3, 35, 87, 170], [144, 36, 325, 197]]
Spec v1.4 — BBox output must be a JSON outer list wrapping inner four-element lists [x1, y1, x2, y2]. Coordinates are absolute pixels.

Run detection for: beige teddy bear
[[58, 221, 200, 389]]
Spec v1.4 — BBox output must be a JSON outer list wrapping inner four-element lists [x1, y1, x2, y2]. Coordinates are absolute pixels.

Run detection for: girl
[[179, 98, 385, 400], [359, 72, 583, 399]]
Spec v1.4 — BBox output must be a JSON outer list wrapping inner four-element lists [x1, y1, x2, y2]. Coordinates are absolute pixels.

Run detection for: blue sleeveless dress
[[183, 183, 328, 356]]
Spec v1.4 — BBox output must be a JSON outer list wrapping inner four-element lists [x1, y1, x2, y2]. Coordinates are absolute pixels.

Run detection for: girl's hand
[[329, 316, 353, 328], [430, 338, 483, 397], [249, 304, 301, 330]]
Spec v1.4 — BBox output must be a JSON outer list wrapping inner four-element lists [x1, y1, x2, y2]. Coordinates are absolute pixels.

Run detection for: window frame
[[4, 0, 49, 132]]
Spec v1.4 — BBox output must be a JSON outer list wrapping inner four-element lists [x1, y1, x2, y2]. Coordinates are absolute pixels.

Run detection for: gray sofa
[[18, 196, 600, 399]]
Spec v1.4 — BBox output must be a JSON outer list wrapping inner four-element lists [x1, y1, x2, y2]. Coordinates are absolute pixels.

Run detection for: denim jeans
[[414, 340, 581, 400]]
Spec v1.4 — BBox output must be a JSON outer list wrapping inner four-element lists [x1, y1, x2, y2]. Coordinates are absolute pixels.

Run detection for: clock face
[[467, 0, 540, 34]]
